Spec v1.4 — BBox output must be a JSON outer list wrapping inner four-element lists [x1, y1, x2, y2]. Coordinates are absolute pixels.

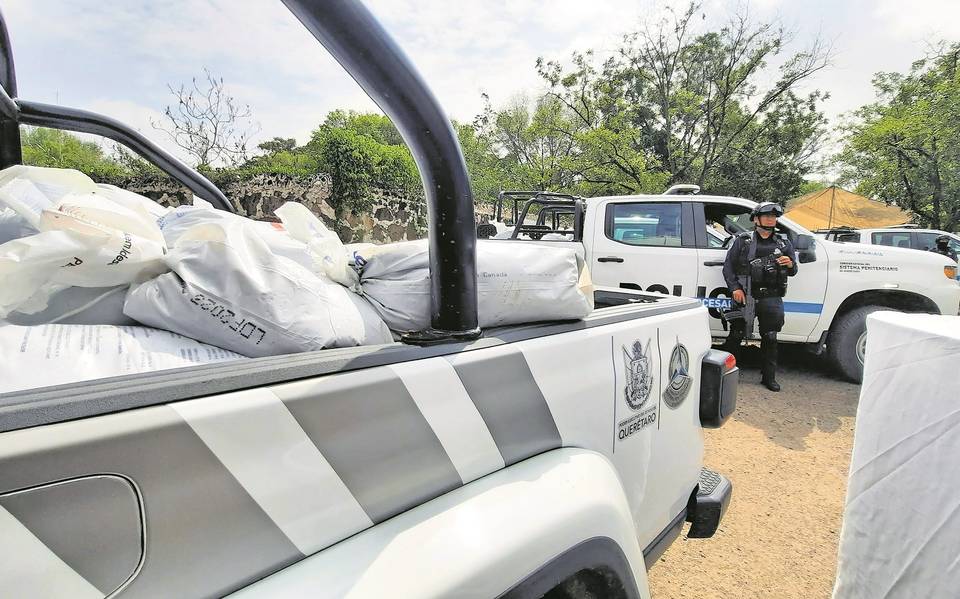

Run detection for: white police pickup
[[496, 188, 960, 382], [0, 3, 739, 598]]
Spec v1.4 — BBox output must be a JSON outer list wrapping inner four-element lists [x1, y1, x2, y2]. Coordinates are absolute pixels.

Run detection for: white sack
[[2, 285, 135, 327], [356, 239, 594, 332], [0, 324, 244, 394], [0, 165, 92, 245], [833, 312, 960, 599], [0, 207, 37, 245], [0, 166, 168, 319], [157, 201, 316, 272], [0, 165, 96, 226], [96, 184, 171, 220], [124, 216, 393, 358], [275, 201, 357, 288]]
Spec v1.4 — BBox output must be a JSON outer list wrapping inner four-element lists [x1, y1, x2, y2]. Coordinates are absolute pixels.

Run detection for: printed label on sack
[[180, 282, 267, 347]]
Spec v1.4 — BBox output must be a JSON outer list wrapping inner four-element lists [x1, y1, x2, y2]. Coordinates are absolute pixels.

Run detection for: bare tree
[[152, 68, 260, 168], [619, 3, 832, 185]]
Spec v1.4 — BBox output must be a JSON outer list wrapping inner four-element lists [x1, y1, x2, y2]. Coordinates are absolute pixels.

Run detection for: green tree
[[797, 179, 829, 196], [839, 45, 960, 230], [454, 119, 508, 205], [518, 2, 829, 200], [21, 127, 128, 181], [303, 112, 421, 228], [239, 136, 318, 177], [308, 127, 375, 226], [257, 137, 297, 154], [322, 110, 405, 146], [706, 91, 829, 202]]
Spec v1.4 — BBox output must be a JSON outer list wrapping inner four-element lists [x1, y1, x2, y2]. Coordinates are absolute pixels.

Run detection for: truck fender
[[229, 448, 652, 599]]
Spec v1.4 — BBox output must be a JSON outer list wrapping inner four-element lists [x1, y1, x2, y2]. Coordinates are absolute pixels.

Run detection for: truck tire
[[829, 306, 893, 383]]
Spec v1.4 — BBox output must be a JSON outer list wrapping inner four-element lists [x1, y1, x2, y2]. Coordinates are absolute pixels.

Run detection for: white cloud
[[84, 99, 186, 161], [2, 0, 955, 172], [874, 0, 960, 41]]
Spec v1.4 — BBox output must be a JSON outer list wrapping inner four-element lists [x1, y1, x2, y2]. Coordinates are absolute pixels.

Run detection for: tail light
[[700, 350, 738, 428]]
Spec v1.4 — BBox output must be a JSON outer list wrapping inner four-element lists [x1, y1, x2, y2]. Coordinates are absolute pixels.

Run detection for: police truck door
[[696, 201, 827, 341], [589, 200, 700, 297]]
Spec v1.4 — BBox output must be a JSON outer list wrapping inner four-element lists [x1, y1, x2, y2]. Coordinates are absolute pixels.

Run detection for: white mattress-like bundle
[[833, 311, 960, 599], [353, 239, 594, 332]]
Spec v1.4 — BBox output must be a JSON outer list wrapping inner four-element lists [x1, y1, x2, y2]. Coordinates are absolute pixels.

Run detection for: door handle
[[703, 260, 725, 266], [598, 256, 624, 263]]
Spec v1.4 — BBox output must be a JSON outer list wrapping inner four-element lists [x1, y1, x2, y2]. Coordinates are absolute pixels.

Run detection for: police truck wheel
[[828, 306, 891, 383]]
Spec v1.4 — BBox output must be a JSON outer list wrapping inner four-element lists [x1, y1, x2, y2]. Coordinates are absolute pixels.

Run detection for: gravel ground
[[648, 345, 862, 599]]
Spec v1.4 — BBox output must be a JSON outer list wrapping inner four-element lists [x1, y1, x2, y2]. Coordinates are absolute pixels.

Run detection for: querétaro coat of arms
[[622, 339, 654, 411]]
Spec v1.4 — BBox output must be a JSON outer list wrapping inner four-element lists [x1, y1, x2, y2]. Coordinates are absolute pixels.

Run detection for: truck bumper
[[686, 467, 733, 538], [643, 467, 733, 568]]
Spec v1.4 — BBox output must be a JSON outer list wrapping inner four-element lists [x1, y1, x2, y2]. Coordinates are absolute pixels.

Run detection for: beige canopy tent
[[785, 186, 912, 231]]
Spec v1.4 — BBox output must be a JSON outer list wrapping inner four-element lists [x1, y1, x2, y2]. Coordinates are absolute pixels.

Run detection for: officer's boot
[[760, 332, 780, 392], [721, 323, 745, 364]]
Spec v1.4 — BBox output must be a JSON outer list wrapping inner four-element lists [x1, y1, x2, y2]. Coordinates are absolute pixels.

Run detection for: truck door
[[695, 201, 828, 340], [589, 200, 700, 297]]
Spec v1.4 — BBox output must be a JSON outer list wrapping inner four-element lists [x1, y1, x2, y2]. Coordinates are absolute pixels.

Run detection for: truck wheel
[[828, 306, 893, 383]]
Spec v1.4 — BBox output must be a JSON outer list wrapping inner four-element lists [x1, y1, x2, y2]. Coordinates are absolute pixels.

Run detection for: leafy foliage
[[21, 127, 128, 181], [298, 112, 421, 224], [839, 45, 960, 230], [462, 2, 830, 203]]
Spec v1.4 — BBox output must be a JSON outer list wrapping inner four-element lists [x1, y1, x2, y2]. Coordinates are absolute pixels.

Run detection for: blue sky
[[4, 0, 959, 165]]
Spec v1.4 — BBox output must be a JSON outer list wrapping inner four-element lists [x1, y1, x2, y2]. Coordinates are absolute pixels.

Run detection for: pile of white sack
[[0, 165, 594, 392]]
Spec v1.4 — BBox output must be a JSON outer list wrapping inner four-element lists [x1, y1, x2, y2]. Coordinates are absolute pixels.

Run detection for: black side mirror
[[794, 234, 814, 250], [795, 234, 817, 263]]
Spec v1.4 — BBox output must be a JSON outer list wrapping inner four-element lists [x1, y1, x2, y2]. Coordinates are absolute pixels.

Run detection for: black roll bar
[[17, 100, 234, 210], [0, 8, 21, 168], [496, 190, 541, 223], [282, 0, 479, 340], [537, 205, 575, 229], [508, 195, 585, 241], [496, 190, 582, 223]]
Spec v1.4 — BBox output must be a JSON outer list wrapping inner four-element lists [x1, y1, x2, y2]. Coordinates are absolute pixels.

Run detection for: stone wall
[[120, 172, 427, 243]]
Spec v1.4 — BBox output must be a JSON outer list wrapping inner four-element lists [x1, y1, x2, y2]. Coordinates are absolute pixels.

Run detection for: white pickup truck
[[0, 2, 737, 598], [490, 188, 960, 382]]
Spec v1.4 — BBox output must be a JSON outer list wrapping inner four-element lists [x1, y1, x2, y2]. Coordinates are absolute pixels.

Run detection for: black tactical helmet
[[936, 234, 951, 244], [751, 202, 785, 219]]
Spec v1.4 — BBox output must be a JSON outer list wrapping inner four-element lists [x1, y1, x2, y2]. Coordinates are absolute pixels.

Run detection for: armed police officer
[[721, 202, 798, 392], [929, 234, 958, 262]]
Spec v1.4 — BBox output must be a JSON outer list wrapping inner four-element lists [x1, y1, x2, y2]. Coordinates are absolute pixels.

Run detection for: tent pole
[[828, 186, 836, 229]]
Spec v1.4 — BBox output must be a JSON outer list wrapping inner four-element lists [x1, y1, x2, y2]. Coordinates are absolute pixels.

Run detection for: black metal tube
[[17, 100, 234, 212], [282, 0, 478, 336], [0, 82, 17, 120], [0, 7, 22, 168], [0, 8, 16, 98]]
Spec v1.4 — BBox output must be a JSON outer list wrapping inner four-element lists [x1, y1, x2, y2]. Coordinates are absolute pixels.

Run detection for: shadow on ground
[[720, 343, 861, 450]]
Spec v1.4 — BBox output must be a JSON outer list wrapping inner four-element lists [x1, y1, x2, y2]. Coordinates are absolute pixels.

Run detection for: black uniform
[[721, 231, 798, 386]]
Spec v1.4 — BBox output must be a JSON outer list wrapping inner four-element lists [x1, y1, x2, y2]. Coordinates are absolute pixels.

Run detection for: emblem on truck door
[[662, 339, 693, 408], [622, 339, 654, 411]]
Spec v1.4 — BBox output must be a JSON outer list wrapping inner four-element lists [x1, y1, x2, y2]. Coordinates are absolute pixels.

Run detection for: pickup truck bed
[[0, 292, 694, 432], [0, 293, 725, 598]]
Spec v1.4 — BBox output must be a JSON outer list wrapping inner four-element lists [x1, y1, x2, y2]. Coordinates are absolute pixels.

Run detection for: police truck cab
[[493, 188, 960, 382]]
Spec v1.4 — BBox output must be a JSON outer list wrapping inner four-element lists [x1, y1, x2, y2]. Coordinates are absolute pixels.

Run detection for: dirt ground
[[648, 345, 862, 599]]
